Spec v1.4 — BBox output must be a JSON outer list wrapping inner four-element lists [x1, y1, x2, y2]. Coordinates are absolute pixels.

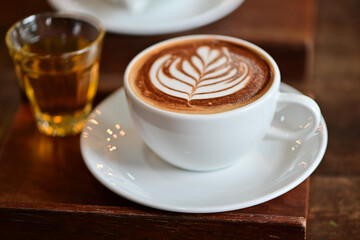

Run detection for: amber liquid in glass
[[14, 37, 99, 136]]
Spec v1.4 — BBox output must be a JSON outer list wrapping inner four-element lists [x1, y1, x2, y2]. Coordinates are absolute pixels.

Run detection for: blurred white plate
[[48, 0, 244, 35], [80, 83, 328, 213]]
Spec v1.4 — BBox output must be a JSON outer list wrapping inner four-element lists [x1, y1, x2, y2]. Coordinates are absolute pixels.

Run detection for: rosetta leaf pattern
[[150, 45, 250, 102]]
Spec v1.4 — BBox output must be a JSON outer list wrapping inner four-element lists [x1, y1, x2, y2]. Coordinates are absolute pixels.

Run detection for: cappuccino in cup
[[128, 38, 273, 114], [124, 35, 321, 171]]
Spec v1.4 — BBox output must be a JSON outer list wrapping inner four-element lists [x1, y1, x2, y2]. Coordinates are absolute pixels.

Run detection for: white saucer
[[48, 0, 244, 35], [80, 83, 328, 213]]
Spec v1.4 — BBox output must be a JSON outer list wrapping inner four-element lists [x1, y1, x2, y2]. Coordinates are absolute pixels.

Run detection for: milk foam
[[150, 46, 251, 102]]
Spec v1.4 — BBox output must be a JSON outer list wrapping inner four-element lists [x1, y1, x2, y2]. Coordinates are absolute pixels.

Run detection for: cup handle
[[265, 92, 321, 140]]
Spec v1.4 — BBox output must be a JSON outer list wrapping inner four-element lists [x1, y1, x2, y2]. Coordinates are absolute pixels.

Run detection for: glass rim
[[5, 11, 105, 59]]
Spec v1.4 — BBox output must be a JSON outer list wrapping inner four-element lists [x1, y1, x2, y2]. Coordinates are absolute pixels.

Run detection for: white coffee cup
[[124, 35, 321, 171]]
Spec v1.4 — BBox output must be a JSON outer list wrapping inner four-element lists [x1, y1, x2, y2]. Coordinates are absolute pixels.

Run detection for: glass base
[[35, 105, 92, 137]]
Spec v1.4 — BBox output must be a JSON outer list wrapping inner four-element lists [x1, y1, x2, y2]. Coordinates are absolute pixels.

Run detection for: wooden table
[[0, 0, 359, 239]]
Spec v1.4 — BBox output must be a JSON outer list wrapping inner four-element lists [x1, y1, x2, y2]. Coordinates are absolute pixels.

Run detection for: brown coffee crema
[[128, 39, 273, 114]]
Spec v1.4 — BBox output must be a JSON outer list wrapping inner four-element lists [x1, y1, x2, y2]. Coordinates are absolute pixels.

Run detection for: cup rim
[[124, 34, 281, 119], [5, 11, 105, 59]]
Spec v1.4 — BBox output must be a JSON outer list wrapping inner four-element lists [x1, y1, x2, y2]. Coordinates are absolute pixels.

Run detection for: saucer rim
[[48, 0, 245, 35], [80, 83, 328, 213]]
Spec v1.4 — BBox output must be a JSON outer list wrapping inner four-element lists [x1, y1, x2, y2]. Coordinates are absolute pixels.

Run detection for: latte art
[[128, 39, 272, 114], [150, 46, 251, 102]]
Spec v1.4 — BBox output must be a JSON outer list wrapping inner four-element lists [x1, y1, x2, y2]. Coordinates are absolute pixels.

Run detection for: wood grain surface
[[0, 102, 309, 239], [307, 0, 360, 238], [0, 0, 359, 239]]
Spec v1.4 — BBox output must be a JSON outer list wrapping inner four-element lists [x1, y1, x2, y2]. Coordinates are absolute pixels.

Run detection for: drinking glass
[[6, 12, 105, 136]]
